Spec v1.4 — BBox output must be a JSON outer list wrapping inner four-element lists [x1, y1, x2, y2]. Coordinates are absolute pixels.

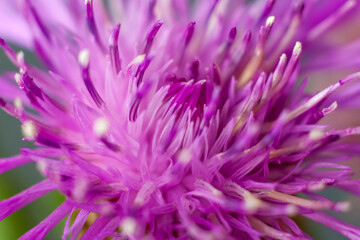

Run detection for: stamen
[[204, 86, 220, 121], [184, 21, 196, 47], [26, 0, 51, 41], [109, 24, 122, 74], [135, 56, 152, 86], [272, 42, 302, 95], [233, 73, 266, 133], [148, 0, 157, 20], [19, 71, 44, 100], [216, 27, 237, 66], [237, 16, 275, 88], [286, 71, 360, 123], [322, 101, 338, 115], [134, 181, 156, 206], [16, 71, 65, 113], [195, 179, 223, 197], [144, 20, 164, 55], [189, 59, 199, 80], [223, 181, 264, 212], [100, 138, 121, 152], [229, 27, 237, 42], [0, 38, 18, 65], [260, 0, 276, 20], [129, 98, 140, 121], [130, 77, 154, 121], [212, 63, 221, 85], [78, 49, 105, 108], [85, 0, 104, 49], [225, 30, 252, 79], [272, 54, 287, 88], [265, 190, 339, 210], [266, 1, 304, 68]]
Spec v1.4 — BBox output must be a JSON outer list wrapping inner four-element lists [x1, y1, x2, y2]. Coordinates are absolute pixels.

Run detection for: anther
[[78, 49, 105, 108]]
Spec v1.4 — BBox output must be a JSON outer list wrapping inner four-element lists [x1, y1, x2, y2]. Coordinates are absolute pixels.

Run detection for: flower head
[[1, 0, 360, 239]]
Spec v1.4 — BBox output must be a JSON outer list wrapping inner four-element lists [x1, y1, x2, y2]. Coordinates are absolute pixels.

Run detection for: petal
[[0, 155, 32, 174], [0, 179, 56, 221], [19, 201, 73, 240]]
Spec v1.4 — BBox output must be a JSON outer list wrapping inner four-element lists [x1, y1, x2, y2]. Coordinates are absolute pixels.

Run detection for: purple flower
[[1, 0, 360, 239]]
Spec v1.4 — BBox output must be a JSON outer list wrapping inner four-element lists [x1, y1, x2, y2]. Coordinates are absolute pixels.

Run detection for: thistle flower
[[1, 0, 360, 239]]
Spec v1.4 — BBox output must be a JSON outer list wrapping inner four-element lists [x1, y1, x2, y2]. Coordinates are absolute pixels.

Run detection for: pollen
[[78, 49, 90, 67], [178, 149, 192, 164], [93, 117, 109, 137], [121, 217, 137, 235], [21, 121, 37, 139], [266, 16, 275, 27]]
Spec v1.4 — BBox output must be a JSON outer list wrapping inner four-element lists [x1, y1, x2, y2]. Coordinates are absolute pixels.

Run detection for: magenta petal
[[304, 212, 360, 240], [0, 155, 32, 174], [0, 0, 360, 239], [19, 201, 73, 240], [0, 180, 56, 221], [79, 215, 112, 240]]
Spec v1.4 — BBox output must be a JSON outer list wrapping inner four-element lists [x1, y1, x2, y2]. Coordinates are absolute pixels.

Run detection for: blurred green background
[[0, 43, 359, 240]]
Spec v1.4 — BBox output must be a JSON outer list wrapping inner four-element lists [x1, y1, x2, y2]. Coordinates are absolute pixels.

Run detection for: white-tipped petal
[[121, 217, 137, 235], [93, 117, 109, 137], [73, 178, 88, 201], [309, 129, 324, 140], [244, 192, 263, 212], [266, 16, 275, 27], [337, 201, 351, 212], [78, 49, 90, 67], [14, 97, 23, 109], [308, 182, 326, 191], [22, 121, 37, 139], [15, 73, 21, 86], [293, 41, 302, 57], [17, 51, 24, 65], [178, 149, 192, 164], [286, 204, 298, 216], [129, 54, 145, 66], [36, 159, 47, 176]]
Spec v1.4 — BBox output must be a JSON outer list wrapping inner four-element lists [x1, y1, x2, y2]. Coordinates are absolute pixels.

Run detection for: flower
[[1, 0, 360, 239]]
